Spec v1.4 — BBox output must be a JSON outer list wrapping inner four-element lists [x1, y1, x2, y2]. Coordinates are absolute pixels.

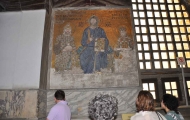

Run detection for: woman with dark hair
[[131, 90, 166, 120], [161, 94, 184, 120]]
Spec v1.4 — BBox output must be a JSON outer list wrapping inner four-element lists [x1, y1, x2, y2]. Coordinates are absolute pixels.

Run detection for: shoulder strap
[[156, 112, 164, 120]]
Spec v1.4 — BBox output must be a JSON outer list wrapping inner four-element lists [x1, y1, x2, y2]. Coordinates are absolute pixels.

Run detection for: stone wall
[[0, 90, 38, 119], [38, 89, 47, 120], [47, 87, 141, 120]]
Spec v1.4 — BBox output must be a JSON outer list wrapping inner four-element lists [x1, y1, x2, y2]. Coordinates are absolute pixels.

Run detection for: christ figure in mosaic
[[79, 15, 110, 74]]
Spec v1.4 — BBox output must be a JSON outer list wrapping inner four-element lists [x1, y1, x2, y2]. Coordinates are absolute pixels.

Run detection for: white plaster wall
[[0, 10, 46, 89]]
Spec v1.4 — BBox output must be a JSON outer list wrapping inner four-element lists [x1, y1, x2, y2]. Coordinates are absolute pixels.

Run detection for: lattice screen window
[[142, 79, 158, 100], [186, 78, 190, 98], [132, 0, 190, 70], [161, 78, 182, 100]]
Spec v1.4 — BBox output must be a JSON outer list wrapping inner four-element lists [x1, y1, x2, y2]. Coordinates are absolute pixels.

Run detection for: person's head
[[88, 15, 99, 27], [119, 27, 126, 37], [88, 94, 118, 120], [136, 90, 155, 112], [161, 94, 179, 114], [63, 24, 72, 36], [54, 90, 65, 102]]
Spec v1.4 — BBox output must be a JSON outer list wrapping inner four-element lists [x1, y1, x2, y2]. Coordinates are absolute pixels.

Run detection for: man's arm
[[47, 106, 56, 120]]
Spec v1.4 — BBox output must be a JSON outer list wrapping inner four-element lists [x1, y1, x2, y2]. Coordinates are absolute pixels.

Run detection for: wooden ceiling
[[0, 0, 131, 12], [0, 0, 45, 12]]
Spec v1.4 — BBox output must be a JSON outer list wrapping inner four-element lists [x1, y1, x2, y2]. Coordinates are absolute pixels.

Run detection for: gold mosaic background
[[51, 8, 133, 67]]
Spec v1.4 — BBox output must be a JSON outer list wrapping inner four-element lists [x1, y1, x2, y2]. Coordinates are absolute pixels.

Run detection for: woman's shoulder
[[131, 111, 167, 120], [166, 111, 185, 120], [130, 112, 145, 120], [131, 111, 155, 120], [165, 114, 176, 120]]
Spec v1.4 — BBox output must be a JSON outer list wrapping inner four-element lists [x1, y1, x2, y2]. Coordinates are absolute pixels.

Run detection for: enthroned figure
[[53, 23, 78, 73], [79, 15, 111, 74]]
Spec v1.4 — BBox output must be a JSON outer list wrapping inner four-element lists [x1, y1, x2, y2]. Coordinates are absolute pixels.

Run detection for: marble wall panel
[[47, 87, 141, 119], [38, 89, 47, 119], [50, 72, 139, 89], [0, 90, 38, 119]]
